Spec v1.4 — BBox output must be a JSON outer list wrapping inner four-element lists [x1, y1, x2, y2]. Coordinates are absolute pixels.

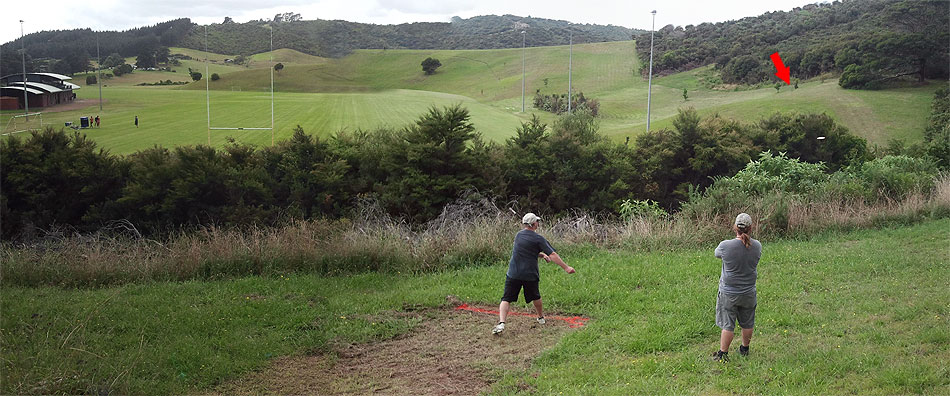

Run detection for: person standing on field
[[712, 213, 762, 362], [134, 115, 139, 128], [493, 213, 575, 335]]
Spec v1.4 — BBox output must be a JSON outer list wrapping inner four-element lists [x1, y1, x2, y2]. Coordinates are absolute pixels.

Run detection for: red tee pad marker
[[455, 303, 590, 328]]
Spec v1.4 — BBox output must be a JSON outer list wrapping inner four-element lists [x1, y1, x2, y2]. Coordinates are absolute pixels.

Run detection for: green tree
[[135, 50, 157, 69], [375, 104, 485, 222], [86, 75, 97, 85], [274, 63, 284, 73], [421, 57, 442, 75], [683, 88, 688, 101], [155, 46, 171, 64], [112, 64, 133, 76], [211, 73, 220, 81], [101, 53, 125, 68], [190, 71, 202, 81]]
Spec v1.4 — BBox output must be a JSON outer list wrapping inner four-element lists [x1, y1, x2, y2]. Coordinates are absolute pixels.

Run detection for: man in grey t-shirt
[[712, 213, 762, 362], [492, 213, 575, 335]]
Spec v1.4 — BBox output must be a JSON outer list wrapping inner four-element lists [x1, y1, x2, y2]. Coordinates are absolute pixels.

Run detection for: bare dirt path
[[208, 300, 588, 395]]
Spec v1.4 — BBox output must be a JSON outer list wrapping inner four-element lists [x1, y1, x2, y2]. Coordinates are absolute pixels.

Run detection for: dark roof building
[[0, 73, 80, 110]]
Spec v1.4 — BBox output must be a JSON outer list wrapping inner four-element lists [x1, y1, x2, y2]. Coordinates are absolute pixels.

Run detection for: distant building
[[0, 72, 80, 110]]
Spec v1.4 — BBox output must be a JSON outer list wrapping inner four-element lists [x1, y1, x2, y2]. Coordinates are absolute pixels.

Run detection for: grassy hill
[[188, 40, 938, 144], [3, 41, 941, 153]]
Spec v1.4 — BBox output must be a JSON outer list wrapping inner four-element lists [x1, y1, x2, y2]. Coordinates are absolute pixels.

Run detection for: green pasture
[[3, 41, 942, 152], [2, 86, 529, 154], [3, 220, 947, 395]]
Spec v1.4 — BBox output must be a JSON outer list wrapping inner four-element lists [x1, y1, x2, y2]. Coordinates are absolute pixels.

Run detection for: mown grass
[[1, 86, 528, 154], [2, 41, 941, 152], [2, 220, 948, 395]]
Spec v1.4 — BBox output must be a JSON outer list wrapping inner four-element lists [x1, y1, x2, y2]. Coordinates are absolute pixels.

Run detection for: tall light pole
[[521, 30, 526, 113], [646, 10, 656, 132], [20, 20, 29, 118], [97, 31, 102, 111], [568, 31, 573, 114]]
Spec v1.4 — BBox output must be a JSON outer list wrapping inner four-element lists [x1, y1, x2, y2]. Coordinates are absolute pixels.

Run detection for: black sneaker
[[711, 350, 729, 362], [739, 345, 749, 356]]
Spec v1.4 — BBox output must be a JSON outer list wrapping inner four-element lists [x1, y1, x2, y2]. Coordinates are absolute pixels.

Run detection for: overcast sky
[[2, 0, 820, 46]]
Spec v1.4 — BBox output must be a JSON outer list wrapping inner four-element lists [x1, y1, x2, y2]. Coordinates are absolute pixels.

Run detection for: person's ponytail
[[734, 225, 751, 248]]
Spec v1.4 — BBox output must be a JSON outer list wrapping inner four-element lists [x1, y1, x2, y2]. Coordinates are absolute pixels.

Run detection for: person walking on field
[[493, 213, 575, 335], [712, 213, 762, 362], [134, 115, 139, 128]]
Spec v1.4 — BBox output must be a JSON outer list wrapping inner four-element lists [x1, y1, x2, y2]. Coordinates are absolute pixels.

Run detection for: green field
[[3, 220, 948, 394], [2, 41, 942, 154]]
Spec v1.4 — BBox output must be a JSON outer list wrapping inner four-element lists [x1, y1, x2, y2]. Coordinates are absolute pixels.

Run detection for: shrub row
[[3, 103, 942, 242]]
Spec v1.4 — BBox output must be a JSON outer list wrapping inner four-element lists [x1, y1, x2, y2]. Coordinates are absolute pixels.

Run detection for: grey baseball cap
[[735, 213, 752, 228]]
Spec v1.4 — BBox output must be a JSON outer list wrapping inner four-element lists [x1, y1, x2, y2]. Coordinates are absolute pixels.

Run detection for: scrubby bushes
[[681, 152, 945, 235], [0, 105, 939, 243], [533, 91, 600, 116]]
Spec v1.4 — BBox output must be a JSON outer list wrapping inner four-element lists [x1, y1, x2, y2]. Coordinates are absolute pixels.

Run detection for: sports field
[[1, 42, 941, 154]]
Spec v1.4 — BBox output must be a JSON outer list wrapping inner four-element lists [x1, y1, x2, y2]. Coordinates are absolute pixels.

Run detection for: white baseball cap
[[522, 213, 542, 224], [735, 213, 752, 228]]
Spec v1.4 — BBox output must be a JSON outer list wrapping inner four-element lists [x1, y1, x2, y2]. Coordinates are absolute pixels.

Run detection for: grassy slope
[[2, 42, 941, 152], [2, 220, 948, 395]]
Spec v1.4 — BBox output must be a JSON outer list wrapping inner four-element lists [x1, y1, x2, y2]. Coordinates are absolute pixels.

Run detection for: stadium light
[[97, 32, 102, 111], [521, 30, 526, 113], [20, 20, 28, 118], [568, 31, 573, 114], [647, 10, 656, 133]]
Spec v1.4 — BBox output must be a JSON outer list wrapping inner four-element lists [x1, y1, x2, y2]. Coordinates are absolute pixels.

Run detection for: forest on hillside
[[636, 0, 949, 89], [176, 15, 639, 58], [0, 15, 636, 76], [0, 19, 192, 76]]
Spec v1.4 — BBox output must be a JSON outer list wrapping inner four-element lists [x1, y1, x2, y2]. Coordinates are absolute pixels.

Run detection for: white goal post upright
[[205, 24, 275, 146]]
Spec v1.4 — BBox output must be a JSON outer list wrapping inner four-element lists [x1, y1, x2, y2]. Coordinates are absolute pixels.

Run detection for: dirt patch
[[35, 98, 108, 114], [208, 300, 588, 395]]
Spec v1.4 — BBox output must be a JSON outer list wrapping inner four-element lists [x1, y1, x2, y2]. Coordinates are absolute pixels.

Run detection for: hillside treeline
[[177, 15, 639, 58], [4, 94, 946, 241], [0, 19, 192, 76], [0, 15, 636, 77], [636, 0, 949, 89]]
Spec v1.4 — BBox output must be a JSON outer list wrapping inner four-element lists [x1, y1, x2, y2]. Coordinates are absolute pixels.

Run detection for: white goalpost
[[1, 112, 43, 136], [205, 24, 275, 145]]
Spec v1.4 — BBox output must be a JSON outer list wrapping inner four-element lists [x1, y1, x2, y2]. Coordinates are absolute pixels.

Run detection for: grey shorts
[[716, 291, 757, 331]]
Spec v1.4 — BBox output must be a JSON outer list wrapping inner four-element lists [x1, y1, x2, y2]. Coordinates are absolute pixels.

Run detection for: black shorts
[[501, 276, 541, 303]]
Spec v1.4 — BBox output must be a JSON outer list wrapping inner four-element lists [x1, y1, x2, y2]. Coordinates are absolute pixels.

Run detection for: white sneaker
[[537, 317, 546, 325], [492, 322, 505, 334]]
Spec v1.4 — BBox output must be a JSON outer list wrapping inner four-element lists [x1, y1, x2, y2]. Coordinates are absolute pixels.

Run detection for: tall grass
[[3, 175, 948, 288]]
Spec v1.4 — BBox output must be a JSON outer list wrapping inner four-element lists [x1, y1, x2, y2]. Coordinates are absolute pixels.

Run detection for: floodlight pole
[[205, 25, 211, 145], [646, 10, 656, 133], [97, 31, 102, 111], [521, 30, 526, 113], [20, 20, 28, 118], [568, 31, 573, 114], [270, 26, 275, 146]]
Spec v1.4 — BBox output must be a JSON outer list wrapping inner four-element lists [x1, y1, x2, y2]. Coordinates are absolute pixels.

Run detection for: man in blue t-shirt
[[493, 213, 575, 335]]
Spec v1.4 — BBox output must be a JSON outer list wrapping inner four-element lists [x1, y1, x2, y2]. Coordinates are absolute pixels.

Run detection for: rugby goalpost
[[205, 25, 275, 146], [1, 112, 43, 136]]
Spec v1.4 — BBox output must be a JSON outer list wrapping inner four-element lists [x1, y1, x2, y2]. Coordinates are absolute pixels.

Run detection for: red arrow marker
[[770, 52, 791, 85]]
